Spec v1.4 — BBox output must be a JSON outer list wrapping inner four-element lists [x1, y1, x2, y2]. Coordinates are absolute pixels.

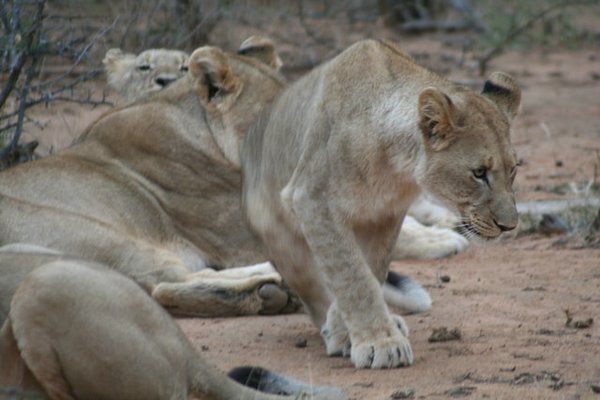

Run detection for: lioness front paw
[[392, 314, 410, 338], [321, 306, 351, 357], [351, 333, 413, 369], [321, 325, 351, 357]]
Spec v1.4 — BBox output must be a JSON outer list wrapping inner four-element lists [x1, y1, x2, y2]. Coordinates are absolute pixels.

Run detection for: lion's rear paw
[[395, 220, 469, 260], [425, 227, 469, 258], [351, 333, 413, 369], [258, 283, 290, 314]]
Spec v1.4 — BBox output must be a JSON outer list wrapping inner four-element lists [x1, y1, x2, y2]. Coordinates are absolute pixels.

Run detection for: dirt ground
[[17, 36, 600, 399]]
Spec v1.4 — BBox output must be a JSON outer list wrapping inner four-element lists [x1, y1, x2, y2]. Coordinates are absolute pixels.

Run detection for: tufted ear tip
[[238, 35, 282, 71], [482, 71, 521, 119]]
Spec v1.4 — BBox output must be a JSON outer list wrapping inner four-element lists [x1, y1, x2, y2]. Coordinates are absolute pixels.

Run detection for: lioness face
[[418, 73, 521, 239], [104, 48, 189, 101]]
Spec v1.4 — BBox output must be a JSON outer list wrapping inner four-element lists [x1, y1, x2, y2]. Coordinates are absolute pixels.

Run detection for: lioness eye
[[137, 64, 151, 71], [180, 65, 189, 72], [473, 167, 488, 181]]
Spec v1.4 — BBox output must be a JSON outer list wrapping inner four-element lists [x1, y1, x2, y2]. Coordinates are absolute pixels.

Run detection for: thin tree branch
[[478, 0, 594, 75], [32, 15, 118, 90]]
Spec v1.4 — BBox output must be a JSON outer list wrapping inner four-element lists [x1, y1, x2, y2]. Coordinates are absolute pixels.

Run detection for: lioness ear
[[189, 46, 238, 102], [482, 71, 521, 120], [103, 48, 136, 88], [418, 87, 458, 152], [238, 36, 282, 71]]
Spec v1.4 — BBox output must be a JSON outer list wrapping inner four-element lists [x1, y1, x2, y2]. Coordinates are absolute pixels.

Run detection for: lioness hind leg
[[152, 270, 299, 317], [7, 316, 75, 400], [0, 320, 46, 395]]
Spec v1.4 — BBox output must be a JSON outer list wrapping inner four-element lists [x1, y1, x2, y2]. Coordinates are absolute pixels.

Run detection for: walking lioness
[[242, 40, 521, 369]]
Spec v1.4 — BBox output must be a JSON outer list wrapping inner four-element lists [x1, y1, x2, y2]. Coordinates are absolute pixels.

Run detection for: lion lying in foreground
[[242, 39, 521, 369], [0, 255, 345, 400], [0, 39, 297, 322]]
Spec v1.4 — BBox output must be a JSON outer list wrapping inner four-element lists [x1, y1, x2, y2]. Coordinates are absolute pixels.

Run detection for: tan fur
[[241, 40, 521, 369], [0, 40, 296, 320], [103, 48, 189, 102], [0, 260, 344, 399]]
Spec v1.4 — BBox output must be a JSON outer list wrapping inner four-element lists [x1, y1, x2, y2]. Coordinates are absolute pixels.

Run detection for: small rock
[[565, 310, 594, 329], [447, 386, 476, 397], [390, 387, 415, 399], [429, 327, 462, 342], [538, 213, 569, 235], [440, 274, 451, 283], [591, 383, 600, 393], [571, 318, 594, 329], [294, 338, 307, 348]]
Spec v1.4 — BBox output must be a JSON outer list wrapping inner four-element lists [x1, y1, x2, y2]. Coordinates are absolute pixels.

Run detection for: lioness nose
[[156, 76, 176, 87], [494, 219, 516, 232]]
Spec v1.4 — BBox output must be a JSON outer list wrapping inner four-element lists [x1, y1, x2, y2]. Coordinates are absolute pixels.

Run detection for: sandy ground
[[180, 236, 599, 399], [14, 40, 600, 399]]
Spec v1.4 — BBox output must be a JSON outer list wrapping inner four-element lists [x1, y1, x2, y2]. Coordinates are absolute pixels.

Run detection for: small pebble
[[294, 338, 307, 348], [390, 387, 415, 399], [429, 327, 462, 342], [440, 275, 451, 283]]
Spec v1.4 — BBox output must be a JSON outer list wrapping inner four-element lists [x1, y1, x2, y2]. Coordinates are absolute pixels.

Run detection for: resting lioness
[[103, 47, 189, 102], [0, 259, 345, 400], [242, 39, 521, 369], [0, 39, 295, 320]]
